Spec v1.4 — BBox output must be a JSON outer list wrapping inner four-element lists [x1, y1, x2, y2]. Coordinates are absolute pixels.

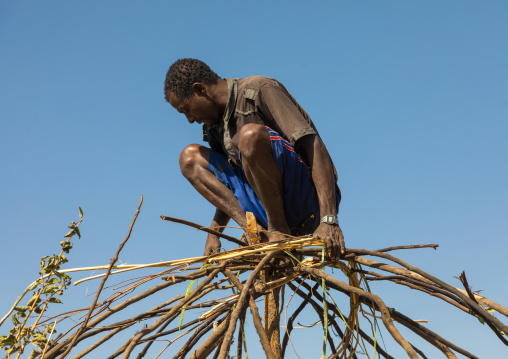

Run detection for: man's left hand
[[313, 223, 345, 259]]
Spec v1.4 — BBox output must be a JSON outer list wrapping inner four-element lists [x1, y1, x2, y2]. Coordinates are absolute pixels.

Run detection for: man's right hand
[[203, 233, 221, 256]]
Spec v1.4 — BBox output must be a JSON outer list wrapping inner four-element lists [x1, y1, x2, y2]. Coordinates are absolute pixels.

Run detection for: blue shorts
[[208, 127, 339, 235]]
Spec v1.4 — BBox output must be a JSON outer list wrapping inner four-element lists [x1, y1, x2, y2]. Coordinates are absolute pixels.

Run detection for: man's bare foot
[[265, 226, 290, 242], [255, 224, 290, 243]]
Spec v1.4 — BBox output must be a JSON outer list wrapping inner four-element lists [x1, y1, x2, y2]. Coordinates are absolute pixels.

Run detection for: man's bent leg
[[179, 144, 248, 229], [238, 124, 290, 241]]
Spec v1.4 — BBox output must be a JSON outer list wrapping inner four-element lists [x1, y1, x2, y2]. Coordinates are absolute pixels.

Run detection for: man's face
[[167, 91, 221, 126]]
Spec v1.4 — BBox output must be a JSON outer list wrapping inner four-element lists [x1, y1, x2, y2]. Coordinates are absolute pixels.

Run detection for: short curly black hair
[[164, 58, 220, 102]]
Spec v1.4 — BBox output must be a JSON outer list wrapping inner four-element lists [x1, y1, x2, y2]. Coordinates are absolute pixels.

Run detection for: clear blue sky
[[1, 1, 507, 357]]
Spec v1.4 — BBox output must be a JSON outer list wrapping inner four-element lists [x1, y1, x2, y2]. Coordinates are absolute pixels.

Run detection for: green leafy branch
[[0, 207, 83, 359]]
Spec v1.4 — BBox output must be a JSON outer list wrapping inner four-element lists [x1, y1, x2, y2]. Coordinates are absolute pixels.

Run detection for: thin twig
[[160, 215, 247, 246], [60, 195, 143, 359], [219, 251, 279, 359]]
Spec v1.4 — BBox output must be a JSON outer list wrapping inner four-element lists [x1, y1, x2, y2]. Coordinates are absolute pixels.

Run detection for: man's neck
[[207, 78, 229, 112]]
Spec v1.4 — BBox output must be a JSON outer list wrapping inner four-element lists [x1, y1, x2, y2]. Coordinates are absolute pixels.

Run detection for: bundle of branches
[[2, 198, 507, 358]]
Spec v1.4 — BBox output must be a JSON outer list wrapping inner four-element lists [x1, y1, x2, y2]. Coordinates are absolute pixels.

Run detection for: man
[[164, 58, 345, 258]]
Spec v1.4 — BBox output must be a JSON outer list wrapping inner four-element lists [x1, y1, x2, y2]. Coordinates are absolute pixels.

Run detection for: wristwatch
[[320, 215, 338, 225]]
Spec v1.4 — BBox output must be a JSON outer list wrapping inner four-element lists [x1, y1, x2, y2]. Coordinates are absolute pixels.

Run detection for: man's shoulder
[[236, 75, 283, 102], [237, 75, 281, 91]]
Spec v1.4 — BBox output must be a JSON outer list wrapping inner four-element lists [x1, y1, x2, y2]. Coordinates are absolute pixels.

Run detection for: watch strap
[[320, 215, 338, 225]]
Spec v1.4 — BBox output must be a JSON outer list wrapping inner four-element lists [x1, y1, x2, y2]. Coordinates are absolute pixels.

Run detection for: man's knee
[[179, 144, 209, 179], [238, 123, 270, 158]]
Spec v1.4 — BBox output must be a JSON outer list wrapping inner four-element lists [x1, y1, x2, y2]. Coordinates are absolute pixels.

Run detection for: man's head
[[164, 59, 225, 125]]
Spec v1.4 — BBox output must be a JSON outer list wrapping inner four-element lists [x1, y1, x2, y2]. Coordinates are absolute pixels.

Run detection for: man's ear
[[192, 83, 206, 96]]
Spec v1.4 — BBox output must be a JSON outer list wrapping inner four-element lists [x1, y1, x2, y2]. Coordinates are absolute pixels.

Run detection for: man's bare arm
[[204, 208, 230, 256], [297, 134, 345, 258]]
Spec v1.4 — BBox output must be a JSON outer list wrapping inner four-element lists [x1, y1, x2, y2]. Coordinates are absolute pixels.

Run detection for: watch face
[[321, 215, 338, 224]]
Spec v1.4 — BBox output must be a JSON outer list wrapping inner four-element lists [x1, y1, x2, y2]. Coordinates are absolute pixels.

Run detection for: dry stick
[[223, 269, 276, 359], [75, 297, 225, 355], [389, 309, 479, 359], [297, 266, 419, 359], [408, 345, 429, 359], [66, 281, 223, 354], [350, 248, 508, 341], [422, 336, 457, 359], [281, 281, 319, 358], [105, 316, 184, 359], [289, 282, 347, 357], [219, 251, 279, 359], [236, 327, 243, 359], [351, 255, 508, 318], [296, 280, 365, 359], [135, 282, 231, 359], [286, 282, 340, 357], [161, 265, 236, 281], [356, 327, 395, 359], [72, 327, 125, 359], [176, 315, 226, 358], [177, 306, 234, 359], [236, 312, 245, 359], [321, 279, 478, 359], [45, 265, 220, 358], [363, 274, 471, 313], [121, 265, 225, 358], [354, 263, 472, 319], [160, 215, 247, 247], [107, 297, 227, 359], [351, 257, 434, 286], [144, 309, 223, 346], [60, 195, 143, 359], [454, 288, 508, 318], [212, 343, 222, 359], [188, 314, 231, 359], [460, 271, 508, 346], [45, 292, 127, 349], [375, 244, 439, 253], [106, 294, 214, 359], [298, 279, 395, 359], [41, 320, 58, 358]]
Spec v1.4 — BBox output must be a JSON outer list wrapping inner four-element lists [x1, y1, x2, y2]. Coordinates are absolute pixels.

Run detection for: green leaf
[[478, 316, 485, 324], [60, 240, 73, 253], [28, 349, 42, 359], [322, 276, 328, 358], [28, 281, 40, 291], [64, 229, 75, 238], [44, 285, 59, 294], [0, 334, 18, 348], [75, 226, 81, 238], [14, 306, 29, 313], [47, 278, 59, 285], [43, 324, 57, 335], [32, 332, 48, 346], [27, 294, 41, 307], [48, 298, 62, 304], [240, 317, 248, 359], [179, 278, 196, 333], [79, 206, 83, 218]]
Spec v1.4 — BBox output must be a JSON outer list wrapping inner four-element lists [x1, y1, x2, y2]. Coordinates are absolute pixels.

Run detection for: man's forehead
[[167, 92, 181, 108]]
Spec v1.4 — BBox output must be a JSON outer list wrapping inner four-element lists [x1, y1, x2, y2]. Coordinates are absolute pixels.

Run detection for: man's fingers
[[313, 225, 343, 259], [326, 237, 338, 259], [338, 228, 345, 254]]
